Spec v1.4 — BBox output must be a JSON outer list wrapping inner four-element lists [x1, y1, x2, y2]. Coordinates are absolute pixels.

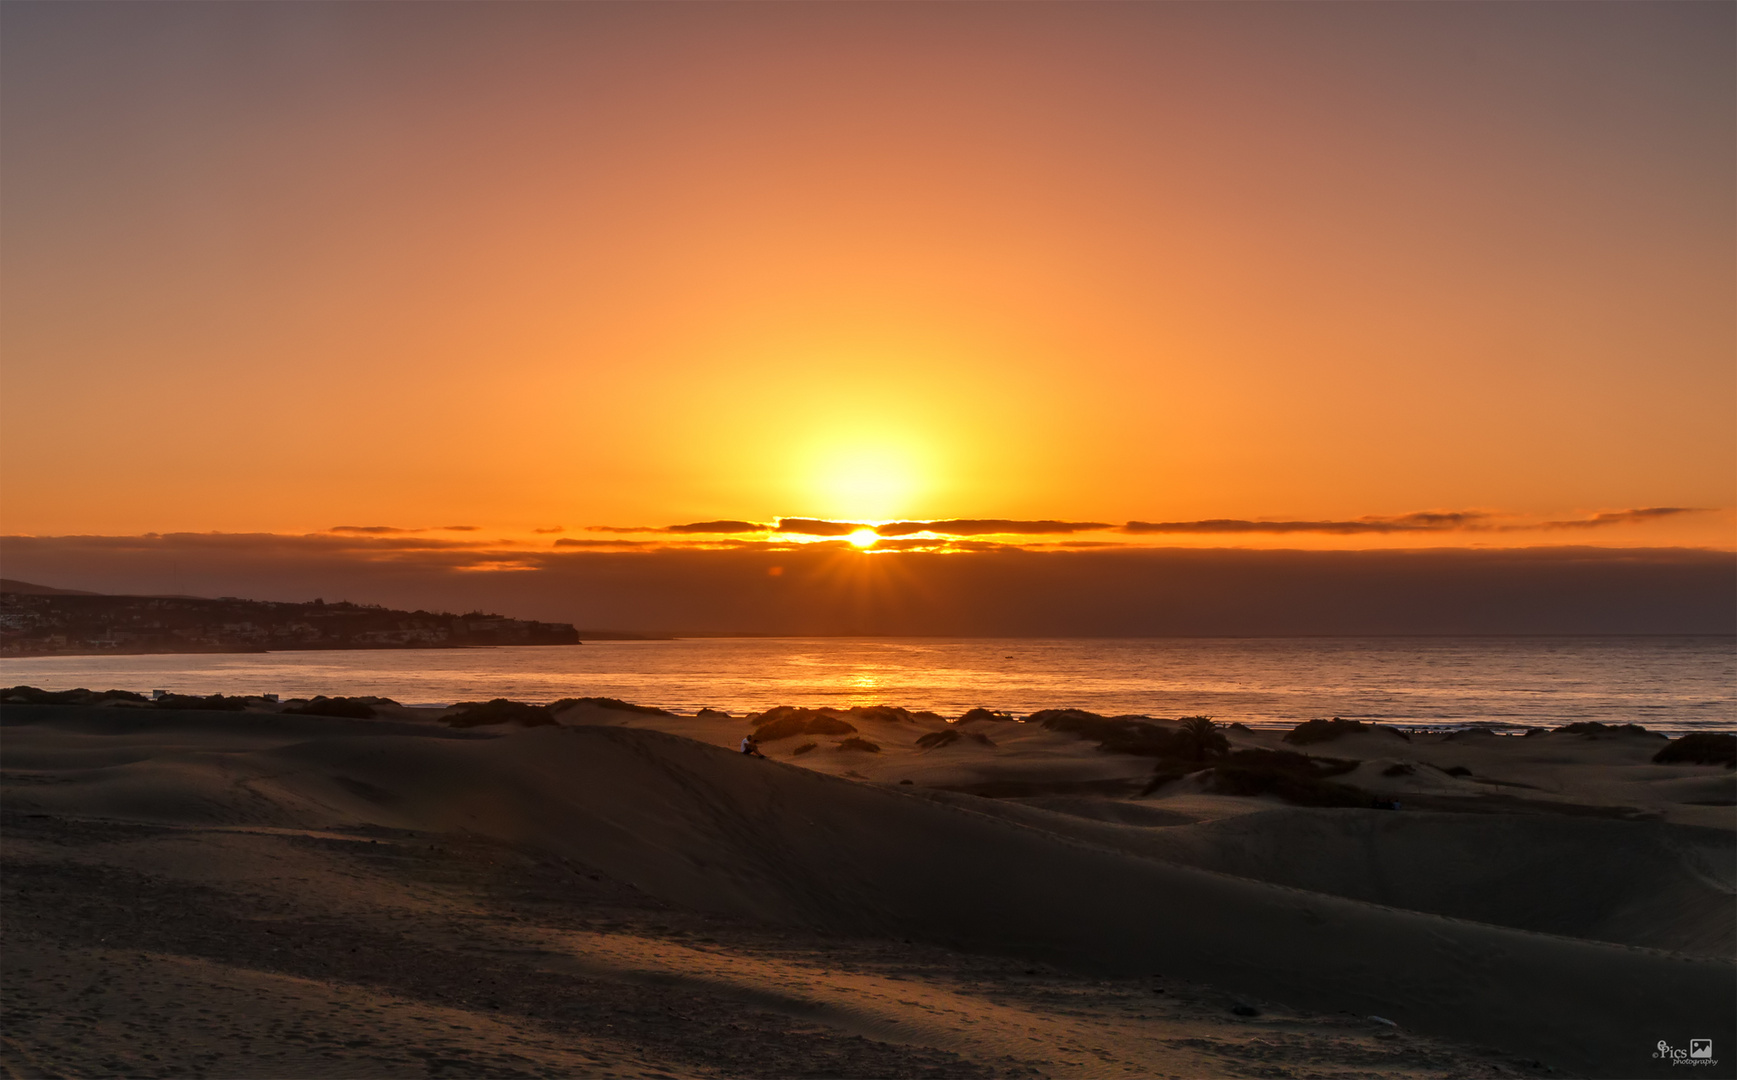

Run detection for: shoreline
[[5, 683, 1735, 736]]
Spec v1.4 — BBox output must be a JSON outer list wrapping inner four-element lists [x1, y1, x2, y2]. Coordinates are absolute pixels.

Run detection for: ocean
[[3, 636, 1733, 733]]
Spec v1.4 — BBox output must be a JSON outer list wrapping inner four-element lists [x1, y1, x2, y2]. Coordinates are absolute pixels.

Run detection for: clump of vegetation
[[752, 709, 858, 742], [1207, 748, 1371, 807], [916, 729, 959, 749], [1037, 710, 1234, 764], [1032, 709, 1188, 756], [1173, 716, 1229, 762], [1, 685, 147, 705], [835, 737, 881, 753], [958, 707, 1017, 723], [1285, 718, 1407, 745], [549, 696, 673, 716], [791, 742, 818, 755], [843, 705, 946, 725], [153, 693, 248, 711], [446, 699, 557, 728], [1653, 733, 1736, 768], [1382, 762, 1416, 777], [695, 707, 731, 719], [1555, 721, 1662, 739], [1138, 717, 1233, 793], [753, 714, 814, 741], [281, 696, 378, 719], [916, 729, 996, 750], [1439, 765, 1473, 777], [748, 704, 948, 742]]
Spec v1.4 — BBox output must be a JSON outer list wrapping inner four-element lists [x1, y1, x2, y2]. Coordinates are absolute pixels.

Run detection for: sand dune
[[4, 703, 1734, 1078]]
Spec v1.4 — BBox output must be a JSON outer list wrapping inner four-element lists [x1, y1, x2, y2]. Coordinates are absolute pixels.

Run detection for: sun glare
[[804, 442, 927, 521], [847, 528, 879, 548]]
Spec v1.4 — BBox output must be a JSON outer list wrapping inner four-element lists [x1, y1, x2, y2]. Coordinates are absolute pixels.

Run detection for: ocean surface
[[3, 636, 1733, 733]]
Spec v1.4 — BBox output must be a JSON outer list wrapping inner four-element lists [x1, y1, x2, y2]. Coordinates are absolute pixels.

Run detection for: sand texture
[[4, 702, 1734, 1079]]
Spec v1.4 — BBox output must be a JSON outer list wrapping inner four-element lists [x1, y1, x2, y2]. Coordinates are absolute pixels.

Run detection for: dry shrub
[[550, 696, 673, 716], [152, 693, 248, 712], [1285, 718, 1408, 745], [1032, 709, 1189, 756], [1653, 733, 1736, 768], [836, 737, 881, 753], [1208, 748, 1371, 807], [446, 699, 556, 728], [282, 696, 377, 719], [2, 686, 148, 705], [1555, 721, 1662, 739], [752, 710, 858, 742]]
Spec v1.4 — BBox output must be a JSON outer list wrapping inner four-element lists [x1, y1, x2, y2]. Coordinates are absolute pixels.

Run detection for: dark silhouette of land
[[0, 584, 578, 656]]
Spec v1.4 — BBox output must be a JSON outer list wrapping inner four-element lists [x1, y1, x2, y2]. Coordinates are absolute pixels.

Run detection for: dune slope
[[4, 705, 1733, 1079]]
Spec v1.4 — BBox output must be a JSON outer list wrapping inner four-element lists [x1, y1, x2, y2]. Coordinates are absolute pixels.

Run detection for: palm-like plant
[[1175, 715, 1229, 763]]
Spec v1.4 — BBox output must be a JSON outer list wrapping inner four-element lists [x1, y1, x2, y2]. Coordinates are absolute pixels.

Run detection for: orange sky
[[3, 3, 1732, 552]]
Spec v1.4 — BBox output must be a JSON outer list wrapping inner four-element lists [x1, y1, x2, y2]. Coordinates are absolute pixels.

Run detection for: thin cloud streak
[[874, 519, 1113, 537], [1535, 508, 1699, 529], [1123, 508, 1703, 535], [586, 507, 1709, 540]]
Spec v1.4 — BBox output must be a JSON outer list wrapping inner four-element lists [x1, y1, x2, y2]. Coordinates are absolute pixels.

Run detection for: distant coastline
[[0, 584, 582, 657]]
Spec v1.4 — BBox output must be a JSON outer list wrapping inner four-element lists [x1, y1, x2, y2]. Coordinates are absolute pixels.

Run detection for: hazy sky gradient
[[3, 2, 1732, 547]]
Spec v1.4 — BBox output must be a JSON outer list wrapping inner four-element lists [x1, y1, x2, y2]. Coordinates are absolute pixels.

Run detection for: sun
[[847, 528, 879, 548]]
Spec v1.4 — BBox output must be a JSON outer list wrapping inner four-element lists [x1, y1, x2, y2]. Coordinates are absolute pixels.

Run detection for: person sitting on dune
[[740, 734, 765, 758]]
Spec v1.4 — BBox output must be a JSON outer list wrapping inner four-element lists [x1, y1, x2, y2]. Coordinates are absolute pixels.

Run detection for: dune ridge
[[4, 703, 1733, 1077]]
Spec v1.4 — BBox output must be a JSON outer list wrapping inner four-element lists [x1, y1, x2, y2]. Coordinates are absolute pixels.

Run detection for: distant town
[[0, 584, 580, 656]]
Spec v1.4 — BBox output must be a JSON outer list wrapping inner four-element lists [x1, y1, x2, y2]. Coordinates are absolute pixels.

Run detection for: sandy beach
[[3, 698, 1732, 1079]]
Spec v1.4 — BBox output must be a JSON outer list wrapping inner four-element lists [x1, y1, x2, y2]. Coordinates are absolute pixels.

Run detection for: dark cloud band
[[581, 507, 1705, 540]]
